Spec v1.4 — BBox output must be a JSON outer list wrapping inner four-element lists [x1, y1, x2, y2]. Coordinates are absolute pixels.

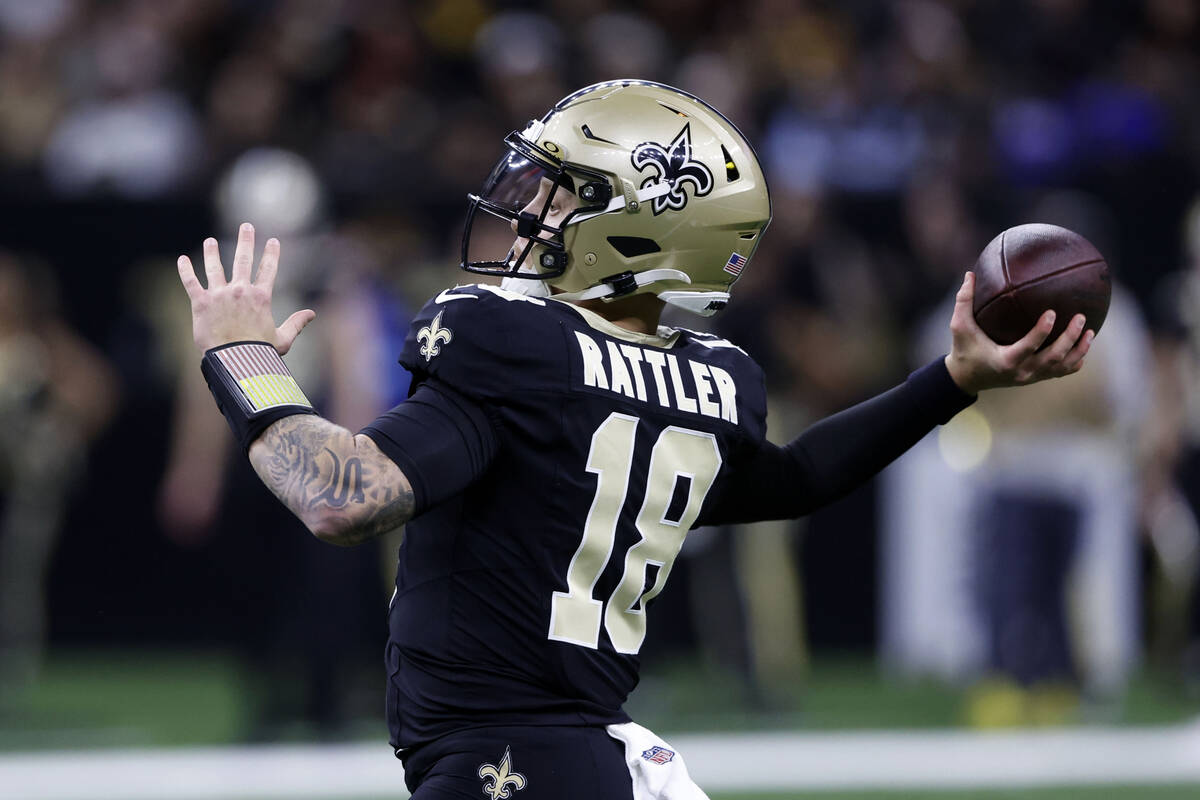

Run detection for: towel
[[606, 721, 710, 800]]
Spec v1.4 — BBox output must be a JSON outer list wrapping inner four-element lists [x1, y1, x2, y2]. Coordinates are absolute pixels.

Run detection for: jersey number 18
[[548, 412, 722, 654]]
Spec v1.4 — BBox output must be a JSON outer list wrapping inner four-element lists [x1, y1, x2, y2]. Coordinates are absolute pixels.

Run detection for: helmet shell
[[526, 80, 771, 311]]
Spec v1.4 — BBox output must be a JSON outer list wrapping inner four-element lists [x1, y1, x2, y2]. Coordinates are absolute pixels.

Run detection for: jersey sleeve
[[698, 357, 974, 526], [398, 285, 563, 401], [360, 378, 499, 518]]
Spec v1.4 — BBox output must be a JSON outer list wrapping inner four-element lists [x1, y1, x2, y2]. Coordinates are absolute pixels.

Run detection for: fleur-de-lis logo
[[417, 310, 453, 362], [631, 123, 714, 215], [477, 747, 527, 800]]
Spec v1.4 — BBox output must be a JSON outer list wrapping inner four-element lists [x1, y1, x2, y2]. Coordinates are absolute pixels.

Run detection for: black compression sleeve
[[360, 379, 499, 518], [701, 357, 975, 526]]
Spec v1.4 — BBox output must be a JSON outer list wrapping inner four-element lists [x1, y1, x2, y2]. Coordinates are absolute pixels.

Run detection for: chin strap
[[554, 268, 692, 303]]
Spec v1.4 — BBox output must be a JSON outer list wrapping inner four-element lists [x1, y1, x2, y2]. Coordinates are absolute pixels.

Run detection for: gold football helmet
[[462, 80, 771, 315]]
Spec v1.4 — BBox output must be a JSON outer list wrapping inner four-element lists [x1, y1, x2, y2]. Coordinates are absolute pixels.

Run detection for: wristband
[[200, 341, 317, 453]]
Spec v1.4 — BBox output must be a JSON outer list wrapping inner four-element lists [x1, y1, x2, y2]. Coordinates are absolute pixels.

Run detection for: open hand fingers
[[202, 237, 226, 288], [177, 255, 202, 301], [255, 237, 281, 292], [231, 222, 255, 283]]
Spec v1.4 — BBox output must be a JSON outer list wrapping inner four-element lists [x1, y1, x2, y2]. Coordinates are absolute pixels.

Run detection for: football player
[[177, 81, 1094, 799]]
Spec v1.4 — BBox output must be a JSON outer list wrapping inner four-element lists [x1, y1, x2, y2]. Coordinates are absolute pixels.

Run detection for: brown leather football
[[971, 223, 1112, 346]]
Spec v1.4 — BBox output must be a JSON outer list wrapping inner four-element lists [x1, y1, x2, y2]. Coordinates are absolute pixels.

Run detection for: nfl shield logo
[[641, 746, 675, 765]]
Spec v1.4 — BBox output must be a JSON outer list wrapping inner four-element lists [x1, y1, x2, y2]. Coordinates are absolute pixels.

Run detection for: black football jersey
[[384, 284, 767, 749]]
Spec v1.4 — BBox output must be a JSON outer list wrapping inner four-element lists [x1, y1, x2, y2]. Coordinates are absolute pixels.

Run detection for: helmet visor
[[480, 150, 567, 212]]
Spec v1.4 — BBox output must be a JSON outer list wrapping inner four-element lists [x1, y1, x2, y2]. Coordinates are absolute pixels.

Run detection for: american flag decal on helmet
[[723, 252, 747, 277], [641, 746, 675, 765]]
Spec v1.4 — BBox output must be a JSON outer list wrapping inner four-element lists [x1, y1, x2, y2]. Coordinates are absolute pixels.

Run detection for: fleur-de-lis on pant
[[417, 310, 453, 362], [631, 123, 714, 215], [478, 747, 527, 800]]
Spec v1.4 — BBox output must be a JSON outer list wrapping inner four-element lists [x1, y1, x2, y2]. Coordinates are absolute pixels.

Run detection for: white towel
[[605, 722, 710, 800]]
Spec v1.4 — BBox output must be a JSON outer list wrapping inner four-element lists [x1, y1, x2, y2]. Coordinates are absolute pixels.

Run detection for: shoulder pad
[[399, 284, 563, 399]]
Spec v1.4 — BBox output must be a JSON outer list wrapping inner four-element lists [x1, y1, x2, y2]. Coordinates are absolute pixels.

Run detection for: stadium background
[[2, 0, 1200, 797]]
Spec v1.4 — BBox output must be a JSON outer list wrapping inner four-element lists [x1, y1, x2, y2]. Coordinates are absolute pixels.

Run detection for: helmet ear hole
[[606, 236, 661, 258]]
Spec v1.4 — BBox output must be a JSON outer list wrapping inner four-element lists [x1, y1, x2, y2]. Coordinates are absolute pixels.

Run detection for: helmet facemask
[[462, 130, 611, 282]]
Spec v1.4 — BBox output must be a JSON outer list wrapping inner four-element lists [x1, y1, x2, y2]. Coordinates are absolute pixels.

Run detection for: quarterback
[[177, 81, 1093, 799]]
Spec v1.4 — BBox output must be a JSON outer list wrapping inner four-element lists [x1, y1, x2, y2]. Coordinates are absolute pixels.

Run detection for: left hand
[[944, 271, 1094, 394], [177, 222, 315, 355]]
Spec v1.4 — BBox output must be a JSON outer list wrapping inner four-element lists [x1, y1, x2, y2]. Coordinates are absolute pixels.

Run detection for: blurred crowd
[[2, 0, 1200, 736]]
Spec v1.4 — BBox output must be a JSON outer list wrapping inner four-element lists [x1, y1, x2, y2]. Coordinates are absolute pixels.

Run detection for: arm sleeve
[[701, 357, 975, 526], [359, 378, 499, 518]]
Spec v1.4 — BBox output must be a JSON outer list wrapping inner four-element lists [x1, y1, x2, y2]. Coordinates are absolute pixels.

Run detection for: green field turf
[[6, 649, 1200, 749], [5, 649, 1200, 800]]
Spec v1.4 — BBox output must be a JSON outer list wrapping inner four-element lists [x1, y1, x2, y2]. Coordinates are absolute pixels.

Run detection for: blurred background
[[2, 0, 1200, 797]]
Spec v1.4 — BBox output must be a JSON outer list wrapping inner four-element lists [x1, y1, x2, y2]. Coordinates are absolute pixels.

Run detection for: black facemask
[[461, 132, 609, 280]]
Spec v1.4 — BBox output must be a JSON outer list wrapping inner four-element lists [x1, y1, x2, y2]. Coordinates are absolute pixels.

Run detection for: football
[[971, 223, 1112, 346]]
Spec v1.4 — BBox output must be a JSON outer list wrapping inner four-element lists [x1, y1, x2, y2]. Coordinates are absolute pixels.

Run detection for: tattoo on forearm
[[248, 415, 414, 544], [315, 448, 366, 508]]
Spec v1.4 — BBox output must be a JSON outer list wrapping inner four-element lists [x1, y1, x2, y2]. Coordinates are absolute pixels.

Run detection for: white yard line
[[674, 724, 1200, 790], [4, 724, 1200, 799]]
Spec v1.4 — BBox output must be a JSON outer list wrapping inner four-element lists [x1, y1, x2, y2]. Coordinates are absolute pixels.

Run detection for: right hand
[[176, 222, 315, 355], [944, 271, 1094, 394]]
